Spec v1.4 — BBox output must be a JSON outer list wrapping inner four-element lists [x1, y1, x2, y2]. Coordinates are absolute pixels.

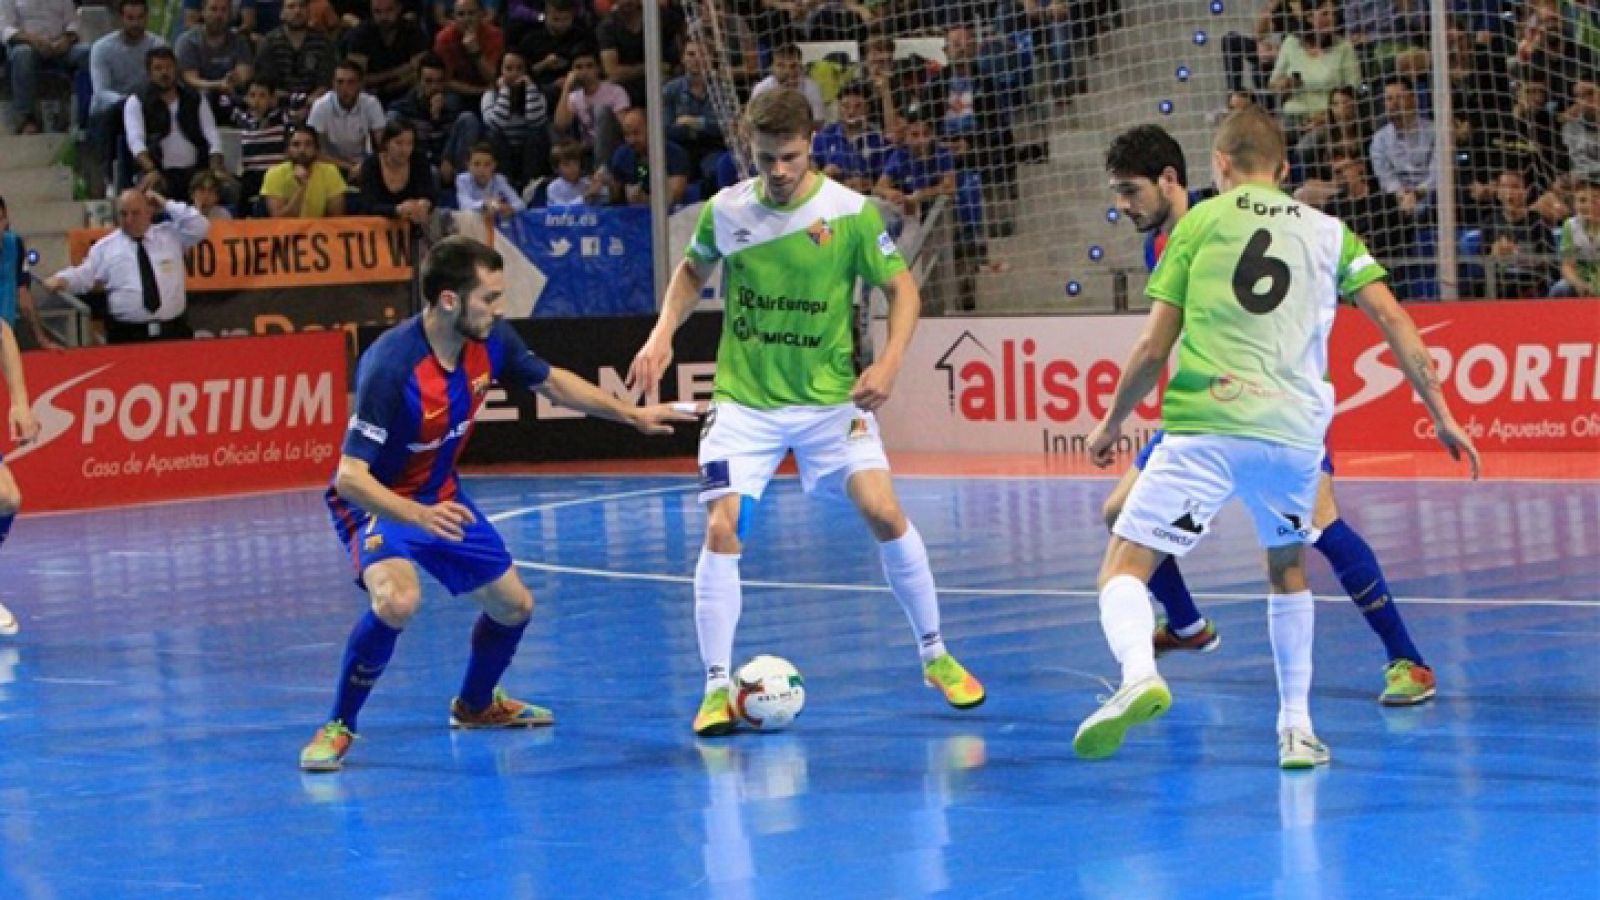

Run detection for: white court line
[[485, 484, 700, 523], [510, 559, 1598, 608], [493, 479, 1599, 609]]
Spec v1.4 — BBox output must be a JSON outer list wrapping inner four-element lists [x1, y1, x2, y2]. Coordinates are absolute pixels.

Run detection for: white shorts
[[697, 401, 891, 503], [1113, 433, 1323, 558]]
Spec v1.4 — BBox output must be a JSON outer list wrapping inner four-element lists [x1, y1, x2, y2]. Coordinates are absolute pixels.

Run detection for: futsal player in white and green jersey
[[1075, 107, 1479, 767], [628, 87, 986, 736]]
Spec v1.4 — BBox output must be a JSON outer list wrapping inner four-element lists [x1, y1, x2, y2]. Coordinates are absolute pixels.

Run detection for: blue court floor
[[0, 474, 1595, 898]]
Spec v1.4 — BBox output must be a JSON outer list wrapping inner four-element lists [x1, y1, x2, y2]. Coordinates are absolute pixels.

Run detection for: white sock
[[1269, 591, 1316, 733], [694, 548, 742, 691], [879, 522, 947, 663], [1100, 574, 1158, 685]]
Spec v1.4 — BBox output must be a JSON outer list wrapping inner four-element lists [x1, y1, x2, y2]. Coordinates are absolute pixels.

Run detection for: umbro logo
[[733, 228, 752, 244], [1169, 512, 1204, 535]]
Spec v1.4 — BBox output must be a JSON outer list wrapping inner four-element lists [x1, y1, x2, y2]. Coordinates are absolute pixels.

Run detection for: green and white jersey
[[1147, 183, 1386, 449], [686, 175, 907, 409]]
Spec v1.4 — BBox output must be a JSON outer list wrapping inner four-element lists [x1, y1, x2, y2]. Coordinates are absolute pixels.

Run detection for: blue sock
[[458, 613, 528, 711], [1149, 556, 1204, 632], [330, 611, 402, 731], [1315, 519, 1423, 665]]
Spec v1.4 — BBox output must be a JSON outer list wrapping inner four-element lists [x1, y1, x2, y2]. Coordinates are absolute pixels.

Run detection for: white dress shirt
[[123, 91, 222, 171], [53, 201, 211, 324]]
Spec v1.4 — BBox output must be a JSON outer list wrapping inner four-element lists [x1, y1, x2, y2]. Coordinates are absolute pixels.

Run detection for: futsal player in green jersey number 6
[[627, 87, 986, 737], [1076, 107, 1479, 768]]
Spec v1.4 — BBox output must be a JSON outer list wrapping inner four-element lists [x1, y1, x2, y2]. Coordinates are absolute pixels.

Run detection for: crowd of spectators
[[1228, 0, 1598, 298], [4, 0, 1594, 301]]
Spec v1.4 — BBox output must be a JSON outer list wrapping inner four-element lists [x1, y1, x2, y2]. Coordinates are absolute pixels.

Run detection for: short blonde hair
[[1213, 106, 1285, 178]]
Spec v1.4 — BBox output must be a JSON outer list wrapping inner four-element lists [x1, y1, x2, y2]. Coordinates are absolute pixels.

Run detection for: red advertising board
[[5, 332, 348, 512], [1328, 299, 1600, 454]]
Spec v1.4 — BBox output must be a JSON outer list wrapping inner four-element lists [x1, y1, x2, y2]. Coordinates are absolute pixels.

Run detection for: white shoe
[[1279, 728, 1331, 769], [1073, 675, 1171, 759], [0, 601, 17, 636]]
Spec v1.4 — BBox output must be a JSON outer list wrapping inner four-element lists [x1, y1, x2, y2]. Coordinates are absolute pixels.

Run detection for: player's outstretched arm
[[1085, 301, 1183, 467], [1351, 280, 1481, 479], [851, 269, 919, 411], [0, 321, 35, 445], [332, 454, 476, 541], [628, 257, 713, 393], [537, 368, 699, 435]]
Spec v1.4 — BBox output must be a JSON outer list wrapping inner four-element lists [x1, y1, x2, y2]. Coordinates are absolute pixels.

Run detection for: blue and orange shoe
[[693, 686, 737, 737], [299, 720, 356, 772], [449, 689, 555, 728], [924, 654, 986, 709], [1153, 619, 1221, 657]]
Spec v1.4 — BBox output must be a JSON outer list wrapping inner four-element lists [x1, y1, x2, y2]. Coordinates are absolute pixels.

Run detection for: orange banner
[[68, 217, 413, 292]]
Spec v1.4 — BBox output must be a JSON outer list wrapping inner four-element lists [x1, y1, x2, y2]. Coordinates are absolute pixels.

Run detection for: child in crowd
[[235, 78, 289, 213], [541, 140, 603, 207], [456, 143, 525, 219]]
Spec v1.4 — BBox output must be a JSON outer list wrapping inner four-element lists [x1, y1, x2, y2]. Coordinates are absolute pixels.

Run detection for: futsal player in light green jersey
[[1076, 107, 1479, 768], [628, 87, 986, 736]]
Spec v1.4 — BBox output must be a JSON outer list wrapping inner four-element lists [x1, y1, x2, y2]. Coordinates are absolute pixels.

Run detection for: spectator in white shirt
[[551, 48, 629, 169], [750, 43, 826, 128], [456, 143, 525, 218], [0, 0, 86, 133], [124, 47, 227, 202], [307, 59, 387, 182], [43, 188, 210, 344], [1368, 76, 1437, 216]]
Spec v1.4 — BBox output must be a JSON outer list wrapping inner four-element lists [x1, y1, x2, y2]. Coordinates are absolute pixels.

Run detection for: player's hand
[[1085, 419, 1121, 468], [10, 402, 39, 445], [627, 333, 674, 393], [850, 361, 898, 411], [42, 275, 68, 294], [630, 402, 700, 435], [1434, 418, 1481, 481], [415, 499, 476, 541]]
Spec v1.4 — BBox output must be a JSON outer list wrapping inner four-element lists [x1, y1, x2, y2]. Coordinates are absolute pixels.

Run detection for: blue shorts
[[1135, 429, 1335, 476], [331, 492, 512, 596]]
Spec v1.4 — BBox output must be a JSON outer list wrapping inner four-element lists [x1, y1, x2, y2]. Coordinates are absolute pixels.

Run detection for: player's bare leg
[[1103, 464, 1216, 655], [848, 469, 985, 709]]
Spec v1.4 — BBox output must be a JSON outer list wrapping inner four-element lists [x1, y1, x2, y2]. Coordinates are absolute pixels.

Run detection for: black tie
[[134, 237, 160, 314]]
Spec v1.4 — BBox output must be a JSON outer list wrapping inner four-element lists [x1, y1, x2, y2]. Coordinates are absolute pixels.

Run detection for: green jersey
[[686, 175, 907, 409], [1147, 183, 1386, 449]]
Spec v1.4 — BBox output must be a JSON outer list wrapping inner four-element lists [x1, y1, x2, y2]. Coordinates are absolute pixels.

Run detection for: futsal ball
[[733, 655, 806, 731]]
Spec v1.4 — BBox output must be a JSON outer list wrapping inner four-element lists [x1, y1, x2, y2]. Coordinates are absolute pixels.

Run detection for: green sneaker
[[693, 686, 736, 736], [923, 653, 986, 709], [1072, 675, 1171, 759], [299, 720, 356, 772], [1380, 659, 1436, 706], [449, 688, 555, 728]]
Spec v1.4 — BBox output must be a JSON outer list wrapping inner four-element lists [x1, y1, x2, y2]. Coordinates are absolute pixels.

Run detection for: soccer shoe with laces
[[1380, 659, 1436, 706], [449, 688, 555, 729], [1073, 675, 1171, 759], [0, 601, 17, 636], [923, 654, 986, 709], [1279, 728, 1331, 769], [300, 720, 356, 772], [693, 686, 736, 736], [1153, 619, 1220, 657]]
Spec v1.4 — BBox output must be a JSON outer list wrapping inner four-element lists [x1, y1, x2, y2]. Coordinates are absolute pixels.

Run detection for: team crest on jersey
[[472, 373, 491, 397], [364, 533, 384, 553], [807, 219, 833, 247]]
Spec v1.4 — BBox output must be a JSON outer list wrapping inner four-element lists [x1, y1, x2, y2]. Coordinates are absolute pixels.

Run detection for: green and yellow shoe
[[924, 653, 986, 709], [299, 720, 356, 773], [450, 688, 555, 728], [693, 686, 737, 737], [1380, 659, 1436, 706], [1072, 676, 1171, 760]]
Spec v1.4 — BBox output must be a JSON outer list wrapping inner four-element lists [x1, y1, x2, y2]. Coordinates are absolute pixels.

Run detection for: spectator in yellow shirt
[[261, 126, 348, 217]]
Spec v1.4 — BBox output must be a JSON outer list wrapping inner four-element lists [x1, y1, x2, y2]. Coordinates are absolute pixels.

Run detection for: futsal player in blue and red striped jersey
[[1099, 125, 1437, 707], [301, 236, 695, 772]]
